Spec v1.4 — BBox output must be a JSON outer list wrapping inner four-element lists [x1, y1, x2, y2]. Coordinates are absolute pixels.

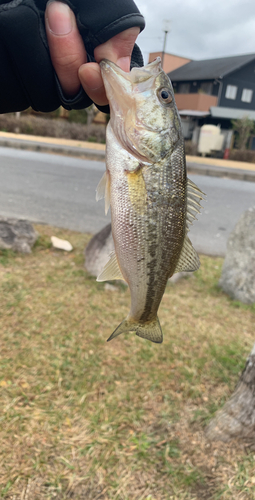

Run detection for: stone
[[104, 283, 118, 292], [206, 344, 255, 442], [51, 236, 73, 252], [0, 217, 38, 253], [169, 271, 194, 283], [219, 207, 255, 304], [85, 223, 114, 277], [85, 224, 197, 284]]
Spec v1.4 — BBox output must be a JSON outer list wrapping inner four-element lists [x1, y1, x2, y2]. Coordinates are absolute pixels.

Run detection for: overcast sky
[[135, 0, 255, 63]]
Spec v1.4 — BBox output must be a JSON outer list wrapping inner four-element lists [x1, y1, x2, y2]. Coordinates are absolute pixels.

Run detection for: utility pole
[[161, 20, 171, 70]]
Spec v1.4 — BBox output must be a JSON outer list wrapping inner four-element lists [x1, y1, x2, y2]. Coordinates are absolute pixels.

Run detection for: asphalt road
[[0, 147, 254, 256]]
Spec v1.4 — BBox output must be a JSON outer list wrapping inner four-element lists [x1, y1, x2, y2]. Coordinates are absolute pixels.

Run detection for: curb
[[186, 162, 255, 183], [0, 136, 255, 183], [0, 137, 105, 161]]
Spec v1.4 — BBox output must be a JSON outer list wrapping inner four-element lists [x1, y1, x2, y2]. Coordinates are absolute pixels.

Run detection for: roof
[[210, 106, 255, 120], [168, 53, 255, 81]]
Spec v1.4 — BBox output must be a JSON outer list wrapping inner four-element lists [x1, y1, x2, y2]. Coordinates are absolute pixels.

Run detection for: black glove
[[0, 0, 145, 113]]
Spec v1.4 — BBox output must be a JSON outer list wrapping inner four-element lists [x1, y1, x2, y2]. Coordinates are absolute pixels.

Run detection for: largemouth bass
[[96, 57, 204, 344]]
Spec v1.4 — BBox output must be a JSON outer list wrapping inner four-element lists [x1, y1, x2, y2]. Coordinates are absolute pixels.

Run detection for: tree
[[231, 116, 255, 150], [206, 344, 255, 442]]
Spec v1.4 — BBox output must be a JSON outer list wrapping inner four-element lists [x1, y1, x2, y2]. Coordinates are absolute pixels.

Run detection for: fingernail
[[46, 1, 73, 35]]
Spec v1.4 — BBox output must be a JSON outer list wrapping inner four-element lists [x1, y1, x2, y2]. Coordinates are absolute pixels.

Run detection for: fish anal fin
[[107, 317, 163, 344], [96, 171, 111, 215], [174, 235, 200, 273], [97, 251, 124, 282]]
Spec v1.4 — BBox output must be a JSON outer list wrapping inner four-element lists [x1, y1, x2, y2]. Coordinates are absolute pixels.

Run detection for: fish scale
[[96, 57, 205, 344]]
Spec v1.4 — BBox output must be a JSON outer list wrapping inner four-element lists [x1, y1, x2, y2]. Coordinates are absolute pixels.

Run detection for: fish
[[96, 57, 205, 344]]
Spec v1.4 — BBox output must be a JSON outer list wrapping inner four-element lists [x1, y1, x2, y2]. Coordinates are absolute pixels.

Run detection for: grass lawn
[[0, 224, 255, 500]]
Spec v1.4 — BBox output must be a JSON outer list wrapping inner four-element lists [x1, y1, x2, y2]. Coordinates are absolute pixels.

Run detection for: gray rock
[[85, 224, 197, 284], [85, 223, 114, 277], [104, 283, 118, 292], [219, 207, 255, 304], [0, 217, 38, 253], [169, 271, 194, 283]]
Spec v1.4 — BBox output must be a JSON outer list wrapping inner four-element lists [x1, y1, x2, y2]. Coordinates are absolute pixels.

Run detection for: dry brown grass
[[0, 114, 106, 143], [0, 224, 255, 499], [229, 149, 255, 164], [184, 141, 198, 156]]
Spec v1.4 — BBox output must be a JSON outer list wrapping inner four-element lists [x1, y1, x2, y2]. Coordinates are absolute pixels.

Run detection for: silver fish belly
[[96, 57, 205, 343]]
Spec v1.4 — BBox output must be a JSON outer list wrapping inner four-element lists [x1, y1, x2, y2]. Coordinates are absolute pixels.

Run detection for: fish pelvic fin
[[107, 317, 163, 344]]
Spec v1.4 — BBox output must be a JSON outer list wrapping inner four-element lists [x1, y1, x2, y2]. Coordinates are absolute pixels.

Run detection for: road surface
[[0, 147, 254, 256]]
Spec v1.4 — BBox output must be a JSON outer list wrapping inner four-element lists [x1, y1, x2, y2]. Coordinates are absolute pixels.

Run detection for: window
[[225, 85, 237, 100], [200, 82, 213, 95], [179, 83, 190, 94], [241, 88, 253, 103]]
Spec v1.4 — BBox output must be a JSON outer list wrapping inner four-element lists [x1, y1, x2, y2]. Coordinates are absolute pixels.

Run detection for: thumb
[[78, 27, 140, 107], [45, 1, 87, 96], [94, 27, 140, 71]]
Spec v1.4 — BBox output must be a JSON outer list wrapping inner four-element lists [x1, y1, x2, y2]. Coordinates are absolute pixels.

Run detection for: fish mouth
[[100, 57, 163, 103], [100, 59, 163, 163], [100, 57, 162, 84]]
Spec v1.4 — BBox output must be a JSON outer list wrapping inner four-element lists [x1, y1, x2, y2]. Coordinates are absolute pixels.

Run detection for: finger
[[45, 1, 87, 96], [79, 27, 140, 107], [79, 63, 108, 106], [95, 27, 140, 70]]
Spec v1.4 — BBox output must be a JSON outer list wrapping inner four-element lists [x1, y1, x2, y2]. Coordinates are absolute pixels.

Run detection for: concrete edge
[[0, 138, 105, 161], [186, 163, 255, 182]]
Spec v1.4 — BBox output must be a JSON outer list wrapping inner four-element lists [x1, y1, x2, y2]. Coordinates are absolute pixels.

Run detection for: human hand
[[45, 1, 140, 106]]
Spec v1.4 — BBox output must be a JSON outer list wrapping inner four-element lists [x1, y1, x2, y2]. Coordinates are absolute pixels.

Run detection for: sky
[[135, 0, 255, 63]]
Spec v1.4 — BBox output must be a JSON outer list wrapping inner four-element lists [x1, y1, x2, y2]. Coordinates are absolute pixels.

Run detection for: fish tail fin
[[107, 319, 132, 342], [136, 317, 163, 343], [107, 317, 163, 344]]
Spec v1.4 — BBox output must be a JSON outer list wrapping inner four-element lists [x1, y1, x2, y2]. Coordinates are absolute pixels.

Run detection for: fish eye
[[158, 88, 173, 105]]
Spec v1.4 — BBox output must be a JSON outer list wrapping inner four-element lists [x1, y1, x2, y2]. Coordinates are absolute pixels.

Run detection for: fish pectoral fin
[[96, 171, 107, 201], [107, 317, 163, 344], [96, 171, 111, 215], [174, 235, 200, 273], [97, 251, 125, 282], [186, 178, 206, 230]]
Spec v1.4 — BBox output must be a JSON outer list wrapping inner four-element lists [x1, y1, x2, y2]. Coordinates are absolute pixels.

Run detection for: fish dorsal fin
[[174, 235, 200, 273], [186, 178, 205, 230], [97, 251, 125, 282], [96, 171, 111, 215]]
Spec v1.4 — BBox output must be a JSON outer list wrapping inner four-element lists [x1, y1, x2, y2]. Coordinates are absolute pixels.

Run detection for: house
[[165, 52, 255, 145], [148, 51, 191, 73]]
